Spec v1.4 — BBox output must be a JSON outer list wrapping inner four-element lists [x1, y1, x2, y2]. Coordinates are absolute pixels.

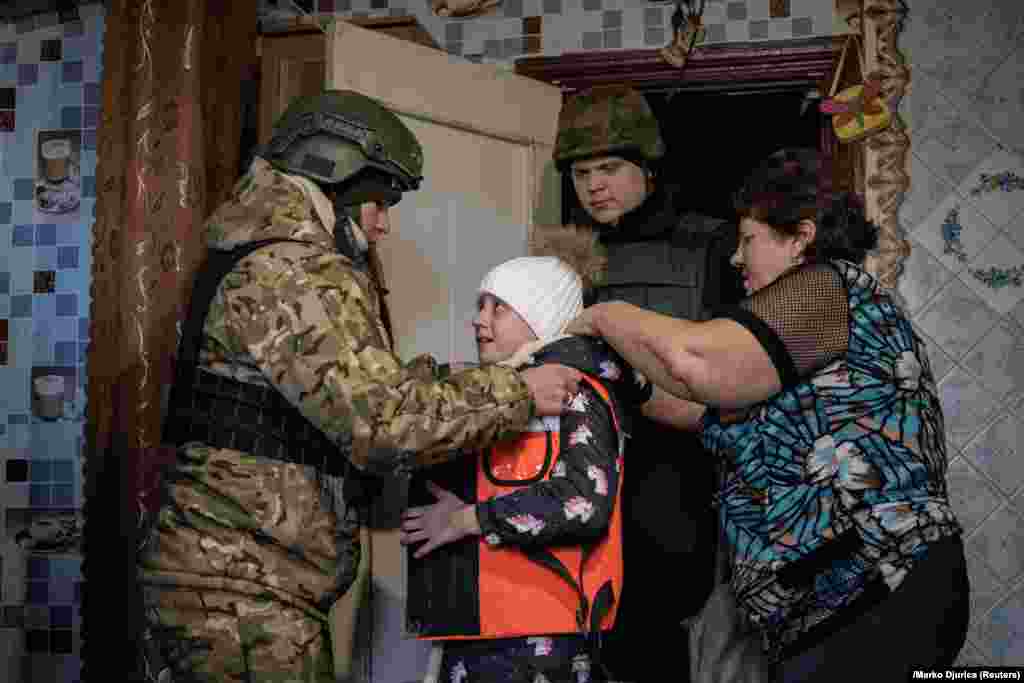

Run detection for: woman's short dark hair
[[733, 148, 879, 264]]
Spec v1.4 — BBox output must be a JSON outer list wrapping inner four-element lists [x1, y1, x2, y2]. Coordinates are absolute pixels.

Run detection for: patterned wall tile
[[956, 147, 1024, 231], [0, 3, 99, 674], [966, 501, 1024, 585], [899, 152, 958, 232], [946, 455, 1003, 535], [962, 234, 1024, 315], [724, 20, 750, 42], [912, 102, 999, 189], [725, 2, 748, 22], [911, 195, 998, 277], [1012, 295, 1024, 330], [972, 581, 1024, 665], [702, 2, 727, 26], [915, 277, 1000, 361], [963, 549, 1008, 626], [937, 367, 1000, 450], [964, 411, 1024, 497], [962, 317, 1024, 401], [904, 1, 1020, 99], [1005, 214, 1024, 259], [959, 45, 1024, 158], [790, 16, 812, 37], [899, 238, 957, 316], [955, 638, 986, 667], [745, 0, 769, 21], [914, 327, 956, 388]]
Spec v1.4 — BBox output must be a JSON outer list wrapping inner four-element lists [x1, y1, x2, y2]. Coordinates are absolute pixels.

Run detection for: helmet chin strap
[[332, 199, 370, 272]]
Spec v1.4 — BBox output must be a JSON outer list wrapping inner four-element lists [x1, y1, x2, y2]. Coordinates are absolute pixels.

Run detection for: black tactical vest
[[576, 186, 728, 318], [162, 238, 381, 514], [590, 219, 715, 319], [579, 191, 727, 619]]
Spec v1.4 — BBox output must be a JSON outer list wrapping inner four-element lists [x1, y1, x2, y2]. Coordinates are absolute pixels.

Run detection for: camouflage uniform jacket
[[199, 157, 534, 475]]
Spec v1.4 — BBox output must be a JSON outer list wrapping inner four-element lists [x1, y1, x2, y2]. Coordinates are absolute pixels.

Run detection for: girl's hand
[[400, 482, 478, 559]]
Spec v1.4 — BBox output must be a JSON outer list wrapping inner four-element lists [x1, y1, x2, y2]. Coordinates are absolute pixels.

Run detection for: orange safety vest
[[410, 373, 625, 641]]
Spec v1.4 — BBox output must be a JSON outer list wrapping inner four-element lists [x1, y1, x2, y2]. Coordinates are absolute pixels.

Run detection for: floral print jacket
[[470, 336, 645, 549], [701, 260, 962, 658]]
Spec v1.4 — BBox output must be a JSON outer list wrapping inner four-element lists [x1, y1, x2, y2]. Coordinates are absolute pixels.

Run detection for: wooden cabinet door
[[258, 30, 326, 147], [258, 17, 441, 147], [324, 20, 564, 683]]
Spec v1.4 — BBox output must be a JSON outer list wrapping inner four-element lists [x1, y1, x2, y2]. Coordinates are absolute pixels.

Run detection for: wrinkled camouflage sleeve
[[218, 243, 533, 474]]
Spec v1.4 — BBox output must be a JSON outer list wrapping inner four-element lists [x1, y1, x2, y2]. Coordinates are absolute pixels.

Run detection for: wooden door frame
[[515, 36, 842, 94], [515, 0, 913, 295]]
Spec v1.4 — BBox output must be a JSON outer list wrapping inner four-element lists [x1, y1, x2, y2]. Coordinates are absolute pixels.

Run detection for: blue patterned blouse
[[701, 260, 962, 658]]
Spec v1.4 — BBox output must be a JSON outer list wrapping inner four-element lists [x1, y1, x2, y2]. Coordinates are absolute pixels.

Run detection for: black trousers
[[600, 421, 717, 683], [778, 534, 970, 682]]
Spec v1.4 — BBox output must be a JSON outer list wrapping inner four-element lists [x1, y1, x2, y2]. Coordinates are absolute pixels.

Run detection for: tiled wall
[[260, 0, 845, 61], [0, 4, 104, 682], [898, 1, 1024, 666]]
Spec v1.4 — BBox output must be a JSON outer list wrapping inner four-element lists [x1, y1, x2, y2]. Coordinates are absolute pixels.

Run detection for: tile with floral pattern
[[963, 233, 1024, 314], [912, 194, 998, 273], [956, 149, 1024, 230]]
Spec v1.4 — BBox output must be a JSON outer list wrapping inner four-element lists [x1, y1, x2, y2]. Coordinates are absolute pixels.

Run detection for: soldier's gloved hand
[[521, 364, 583, 417]]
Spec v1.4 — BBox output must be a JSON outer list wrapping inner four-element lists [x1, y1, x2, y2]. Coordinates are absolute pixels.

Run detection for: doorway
[[645, 88, 825, 221]]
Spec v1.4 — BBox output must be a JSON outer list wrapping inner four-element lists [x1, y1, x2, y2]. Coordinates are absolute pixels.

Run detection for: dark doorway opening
[[645, 88, 826, 220], [561, 86, 826, 309]]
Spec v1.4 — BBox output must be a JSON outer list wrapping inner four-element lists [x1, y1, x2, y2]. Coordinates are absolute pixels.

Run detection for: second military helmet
[[263, 90, 423, 203], [553, 85, 665, 171]]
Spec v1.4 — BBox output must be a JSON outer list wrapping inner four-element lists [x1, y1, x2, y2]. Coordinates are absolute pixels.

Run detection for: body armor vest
[[589, 228, 712, 321], [406, 375, 624, 641], [585, 201, 726, 620], [162, 238, 380, 513]]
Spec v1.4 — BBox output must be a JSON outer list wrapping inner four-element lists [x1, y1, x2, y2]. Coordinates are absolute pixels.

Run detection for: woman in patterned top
[[565, 148, 969, 680]]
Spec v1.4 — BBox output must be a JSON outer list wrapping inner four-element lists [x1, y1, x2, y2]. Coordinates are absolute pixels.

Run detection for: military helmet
[[263, 89, 423, 195], [553, 85, 665, 171]]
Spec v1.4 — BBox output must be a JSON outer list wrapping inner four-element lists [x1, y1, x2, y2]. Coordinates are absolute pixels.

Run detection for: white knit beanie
[[479, 256, 583, 341]]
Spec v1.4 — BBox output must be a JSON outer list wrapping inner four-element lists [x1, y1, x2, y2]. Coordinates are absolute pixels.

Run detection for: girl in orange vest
[[401, 254, 648, 683]]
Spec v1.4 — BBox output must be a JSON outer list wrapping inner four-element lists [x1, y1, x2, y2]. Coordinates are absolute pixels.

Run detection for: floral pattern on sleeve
[[475, 380, 620, 548]]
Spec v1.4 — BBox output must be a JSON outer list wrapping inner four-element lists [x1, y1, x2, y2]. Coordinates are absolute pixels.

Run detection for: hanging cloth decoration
[[661, 0, 706, 69], [430, 0, 501, 18], [820, 35, 892, 143]]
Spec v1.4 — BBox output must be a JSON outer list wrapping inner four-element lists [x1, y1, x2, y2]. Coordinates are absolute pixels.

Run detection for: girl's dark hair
[[733, 148, 879, 264]]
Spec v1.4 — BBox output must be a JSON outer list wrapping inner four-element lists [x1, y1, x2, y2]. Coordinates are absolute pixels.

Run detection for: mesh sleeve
[[720, 264, 849, 387]]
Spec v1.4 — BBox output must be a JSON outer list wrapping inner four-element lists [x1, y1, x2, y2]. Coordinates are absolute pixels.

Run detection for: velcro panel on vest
[[603, 240, 697, 287], [405, 456, 481, 637], [598, 240, 708, 320]]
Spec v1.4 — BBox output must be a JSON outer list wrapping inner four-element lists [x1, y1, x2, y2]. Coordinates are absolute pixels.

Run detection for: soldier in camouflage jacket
[[137, 91, 583, 683]]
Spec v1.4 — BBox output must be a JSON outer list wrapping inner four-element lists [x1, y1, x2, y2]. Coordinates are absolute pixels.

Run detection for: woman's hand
[[565, 304, 604, 337], [566, 301, 636, 338], [400, 482, 480, 559]]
